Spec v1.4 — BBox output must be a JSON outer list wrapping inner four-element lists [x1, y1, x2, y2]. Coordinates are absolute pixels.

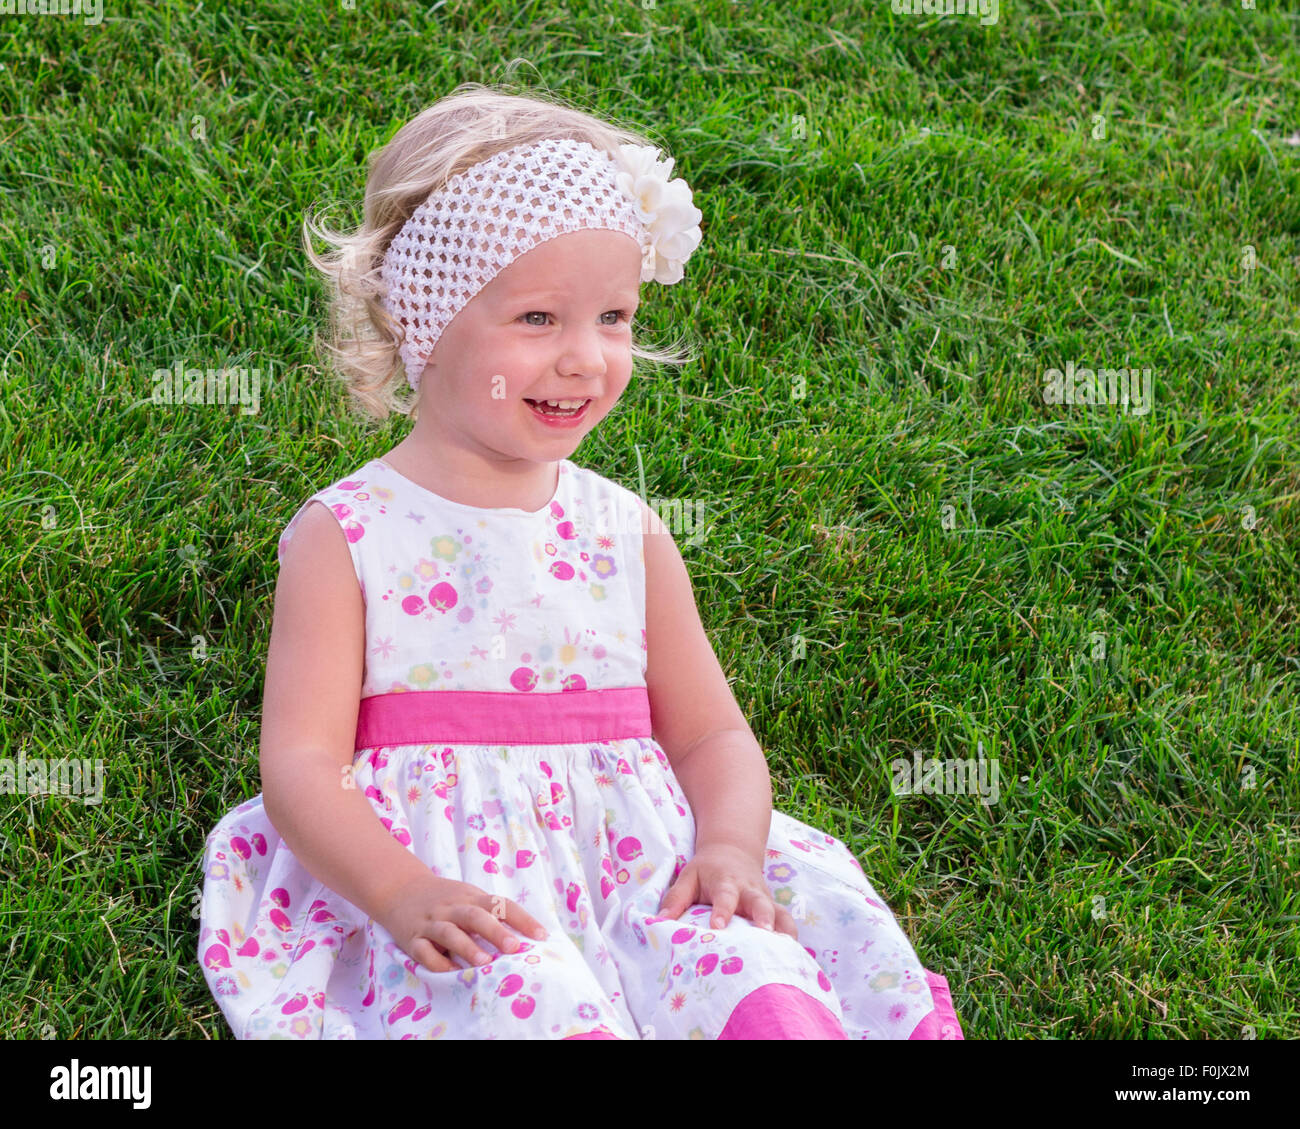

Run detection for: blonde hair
[[302, 79, 700, 422]]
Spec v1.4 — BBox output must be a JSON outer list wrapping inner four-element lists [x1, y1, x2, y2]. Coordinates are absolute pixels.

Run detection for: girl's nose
[[556, 327, 611, 377]]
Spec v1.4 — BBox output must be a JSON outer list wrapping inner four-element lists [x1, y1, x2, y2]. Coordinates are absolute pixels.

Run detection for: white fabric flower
[[614, 144, 704, 284]]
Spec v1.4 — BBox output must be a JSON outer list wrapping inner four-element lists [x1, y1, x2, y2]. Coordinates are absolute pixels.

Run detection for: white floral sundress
[[197, 456, 964, 1040]]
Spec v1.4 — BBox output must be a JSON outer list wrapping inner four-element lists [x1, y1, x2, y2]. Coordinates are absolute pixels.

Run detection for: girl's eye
[[519, 311, 632, 326]]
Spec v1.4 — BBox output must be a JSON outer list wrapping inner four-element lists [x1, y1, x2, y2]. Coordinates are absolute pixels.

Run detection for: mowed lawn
[[1, 0, 1297, 1038]]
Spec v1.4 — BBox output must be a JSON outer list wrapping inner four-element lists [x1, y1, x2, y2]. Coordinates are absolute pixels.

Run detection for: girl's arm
[[666, 731, 772, 863], [639, 500, 772, 866], [258, 501, 439, 923]]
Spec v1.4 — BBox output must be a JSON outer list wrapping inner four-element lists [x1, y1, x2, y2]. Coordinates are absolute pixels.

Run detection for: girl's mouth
[[525, 398, 591, 427]]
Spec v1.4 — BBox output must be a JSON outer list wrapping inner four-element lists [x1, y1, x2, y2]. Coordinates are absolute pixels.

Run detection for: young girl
[[197, 84, 964, 1040]]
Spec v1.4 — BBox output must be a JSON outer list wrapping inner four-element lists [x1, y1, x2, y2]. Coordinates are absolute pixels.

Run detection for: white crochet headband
[[380, 136, 703, 392]]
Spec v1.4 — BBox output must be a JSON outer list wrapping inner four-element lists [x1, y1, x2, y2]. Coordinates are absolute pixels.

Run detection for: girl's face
[[417, 228, 643, 464]]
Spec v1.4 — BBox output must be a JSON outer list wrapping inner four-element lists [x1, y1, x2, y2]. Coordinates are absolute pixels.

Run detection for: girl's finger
[[658, 869, 697, 919], [465, 905, 522, 955], [708, 883, 740, 929], [517, 907, 548, 941], [774, 905, 799, 939], [743, 887, 776, 931], [409, 935, 455, 974], [491, 894, 549, 942], [428, 919, 490, 969]]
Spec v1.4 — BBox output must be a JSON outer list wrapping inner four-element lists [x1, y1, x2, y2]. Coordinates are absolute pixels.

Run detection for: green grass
[[2, 0, 1297, 1039]]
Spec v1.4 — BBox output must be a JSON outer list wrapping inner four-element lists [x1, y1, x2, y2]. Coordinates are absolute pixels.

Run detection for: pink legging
[[717, 983, 847, 1039], [564, 983, 846, 1039]]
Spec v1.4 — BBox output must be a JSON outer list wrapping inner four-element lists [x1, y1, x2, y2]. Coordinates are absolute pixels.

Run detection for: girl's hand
[[657, 843, 799, 939], [373, 874, 550, 973]]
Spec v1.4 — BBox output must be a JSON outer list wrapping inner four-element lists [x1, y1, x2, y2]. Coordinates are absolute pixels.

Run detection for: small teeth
[[534, 399, 586, 409]]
